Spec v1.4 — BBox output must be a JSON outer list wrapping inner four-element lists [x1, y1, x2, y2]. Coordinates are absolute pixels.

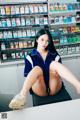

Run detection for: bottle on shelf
[[0, 6, 5, 15], [22, 30, 27, 38], [10, 43, 14, 49], [43, 4, 47, 12], [13, 31, 17, 38], [21, 18, 25, 26], [16, 18, 21, 26], [33, 4, 39, 13], [11, 18, 16, 27], [17, 30, 22, 38], [15, 5, 20, 14], [2, 54, 7, 60], [29, 5, 34, 13], [1, 43, 6, 50], [38, 5, 44, 13], [0, 32, 3, 39], [26, 17, 31, 25], [20, 6, 25, 14], [25, 5, 30, 14], [2, 19, 7, 27], [7, 31, 12, 38], [5, 6, 11, 15], [23, 41, 27, 48], [11, 6, 16, 15], [6, 18, 11, 27], [11, 53, 16, 59]]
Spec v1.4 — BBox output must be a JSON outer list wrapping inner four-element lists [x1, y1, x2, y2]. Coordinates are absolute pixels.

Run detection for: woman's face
[[36, 34, 49, 51]]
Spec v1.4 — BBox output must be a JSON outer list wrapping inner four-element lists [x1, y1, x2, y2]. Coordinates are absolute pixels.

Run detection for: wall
[[0, 62, 33, 107], [62, 58, 80, 99]]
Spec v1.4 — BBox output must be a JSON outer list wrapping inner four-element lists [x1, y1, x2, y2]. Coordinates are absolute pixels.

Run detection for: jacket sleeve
[[24, 56, 32, 77], [55, 53, 62, 64]]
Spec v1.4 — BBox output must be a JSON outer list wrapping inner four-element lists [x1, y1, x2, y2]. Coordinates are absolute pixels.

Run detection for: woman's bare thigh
[[49, 70, 62, 95], [32, 74, 48, 96]]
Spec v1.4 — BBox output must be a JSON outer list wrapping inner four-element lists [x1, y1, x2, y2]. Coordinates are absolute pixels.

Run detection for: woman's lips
[[43, 46, 46, 48]]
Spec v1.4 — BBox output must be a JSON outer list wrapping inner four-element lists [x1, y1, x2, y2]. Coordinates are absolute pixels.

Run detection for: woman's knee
[[50, 61, 60, 73], [50, 61, 56, 70], [49, 61, 58, 76], [32, 66, 43, 77]]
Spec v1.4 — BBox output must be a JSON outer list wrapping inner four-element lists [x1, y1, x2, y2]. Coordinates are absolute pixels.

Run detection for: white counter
[[3, 99, 80, 120], [0, 60, 24, 67]]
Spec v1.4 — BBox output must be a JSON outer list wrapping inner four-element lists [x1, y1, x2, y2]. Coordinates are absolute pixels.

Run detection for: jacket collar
[[31, 49, 38, 56], [31, 49, 56, 57]]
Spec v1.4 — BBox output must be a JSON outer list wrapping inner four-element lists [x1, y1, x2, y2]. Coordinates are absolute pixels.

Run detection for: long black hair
[[34, 27, 57, 53]]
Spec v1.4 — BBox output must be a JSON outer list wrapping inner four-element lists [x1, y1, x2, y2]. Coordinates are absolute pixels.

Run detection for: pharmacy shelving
[[0, 0, 80, 63], [48, 0, 80, 58], [0, 1, 48, 62]]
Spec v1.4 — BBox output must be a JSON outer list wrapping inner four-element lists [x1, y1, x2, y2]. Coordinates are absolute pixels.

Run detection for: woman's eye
[[47, 41, 49, 44], [41, 39, 44, 41]]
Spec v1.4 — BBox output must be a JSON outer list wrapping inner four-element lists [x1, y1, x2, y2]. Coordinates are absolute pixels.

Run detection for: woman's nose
[[44, 41, 47, 45]]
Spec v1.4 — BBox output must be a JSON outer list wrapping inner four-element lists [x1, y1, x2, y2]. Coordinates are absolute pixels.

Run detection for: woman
[[9, 28, 80, 109]]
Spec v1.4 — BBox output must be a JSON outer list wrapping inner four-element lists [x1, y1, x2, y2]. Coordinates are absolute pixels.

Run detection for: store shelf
[[61, 53, 80, 59], [48, 0, 80, 60], [0, 24, 47, 31], [56, 42, 80, 47], [0, 37, 35, 41], [1, 47, 34, 53], [0, 1, 47, 5], [61, 32, 80, 36], [0, 13, 48, 18], [0, 59, 24, 66], [50, 22, 77, 27], [49, 10, 79, 15], [51, 31, 80, 37]]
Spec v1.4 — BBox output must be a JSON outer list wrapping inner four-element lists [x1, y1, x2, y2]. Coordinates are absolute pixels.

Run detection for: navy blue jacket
[[24, 49, 62, 88]]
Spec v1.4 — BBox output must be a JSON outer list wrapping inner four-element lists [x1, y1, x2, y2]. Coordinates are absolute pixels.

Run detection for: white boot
[[9, 94, 27, 109]]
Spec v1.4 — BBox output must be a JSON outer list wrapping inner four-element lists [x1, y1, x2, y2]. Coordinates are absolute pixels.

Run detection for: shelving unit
[[0, 0, 48, 62], [48, 0, 80, 58], [0, 0, 80, 63]]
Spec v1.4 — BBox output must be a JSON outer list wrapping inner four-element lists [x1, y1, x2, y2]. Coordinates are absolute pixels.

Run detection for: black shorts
[[30, 82, 72, 106]]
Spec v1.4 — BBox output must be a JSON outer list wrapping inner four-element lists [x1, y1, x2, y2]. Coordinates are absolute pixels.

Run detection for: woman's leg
[[20, 66, 47, 96], [49, 61, 80, 94], [31, 75, 47, 96], [49, 62, 72, 103], [9, 66, 47, 109], [49, 63, 62, 95]]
